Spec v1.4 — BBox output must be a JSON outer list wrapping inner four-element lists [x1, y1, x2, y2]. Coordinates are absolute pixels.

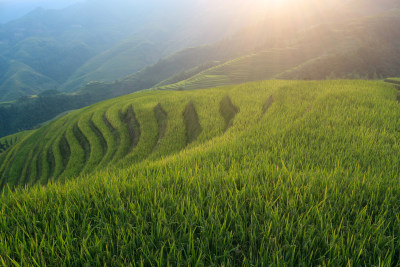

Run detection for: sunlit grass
[[0, 80, 400, 265]]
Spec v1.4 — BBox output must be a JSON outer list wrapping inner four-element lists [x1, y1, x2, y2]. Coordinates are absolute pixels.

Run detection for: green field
[[1, 80, 400, 265]]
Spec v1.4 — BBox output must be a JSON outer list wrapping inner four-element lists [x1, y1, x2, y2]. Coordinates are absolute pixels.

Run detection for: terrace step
[[219, 95, 239, 132], [153, 103, 168, 152], [183, 101, 202, 144]]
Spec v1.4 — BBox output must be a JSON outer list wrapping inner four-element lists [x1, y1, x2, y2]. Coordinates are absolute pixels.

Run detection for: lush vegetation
[[1, 80, 400, 265], [0, 130, 32, 154], [2, 0, 400, 139], [0, 45, 231, 138], [0, 90, 95, 138], [0, 38, 264, 138], [0, 60, 60, 101], [1, 0, 400, 265]]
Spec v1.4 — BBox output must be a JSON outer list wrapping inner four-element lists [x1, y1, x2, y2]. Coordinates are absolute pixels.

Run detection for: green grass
[[0, 80, 400, 265], [0, 88, 227, 185], [0, 130, 32, 154]]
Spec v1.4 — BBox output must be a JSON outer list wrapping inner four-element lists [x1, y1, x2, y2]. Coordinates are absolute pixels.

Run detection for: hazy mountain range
[[0, 0, 82, 23], [0, 0, 267, 101], [0, 0, 400, 137]]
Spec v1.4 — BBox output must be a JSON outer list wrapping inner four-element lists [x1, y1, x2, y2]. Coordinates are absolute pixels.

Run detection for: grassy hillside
[[0, 90, 98, 138], [385, 77, 400, 85], [0, 83, 228, 187], [9, 37, 94, 84], [0, 37, 94, 101], [1, 80, 400, 265], [153, 61, 221, 88], [0, 44, 226, 138], [0, 130, 32, 154], [0, 60, 59, 102], [155, 47, 323, 91], [61, 39, 162, 92]]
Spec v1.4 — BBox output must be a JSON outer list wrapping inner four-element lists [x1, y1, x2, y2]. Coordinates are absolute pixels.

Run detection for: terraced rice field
[[0, 87, 239, 188], [385, 78, 400, 88], [1, 80, 400, 265], [2, 79, 399, 190], [0, 131, 32, 154], [384, 78, 400, 102], [385, 78, 400, 83], [156, 48, 319, 91]]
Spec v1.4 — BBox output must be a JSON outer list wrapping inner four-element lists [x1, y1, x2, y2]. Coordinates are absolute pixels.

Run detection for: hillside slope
[[156, 9, 400, 91], [60, 39, 161, 92], [155, 47, 322, 90], [1, 80, 400, 265], [0, 60, 59, 101], [1, 79, 399, 188]]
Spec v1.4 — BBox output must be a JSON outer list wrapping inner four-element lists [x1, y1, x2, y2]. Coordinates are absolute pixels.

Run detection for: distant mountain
[[277, 10, 400, 80], [1, 0, 400, 137], [0, 0, 268, 101], [0, 1, 82, 24], [60, 39, 161, 92], [154, 0, 400, 88], [0, 60, 59, 100]]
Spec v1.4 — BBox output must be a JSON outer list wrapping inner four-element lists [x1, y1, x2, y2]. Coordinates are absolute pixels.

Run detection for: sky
[[0, 0, 297, 24], [0, 0, 83, 23]]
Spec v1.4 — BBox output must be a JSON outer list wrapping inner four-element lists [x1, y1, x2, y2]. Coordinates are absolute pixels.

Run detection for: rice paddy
[[155, 48, 319, 91], [1, 79, 400, 265]]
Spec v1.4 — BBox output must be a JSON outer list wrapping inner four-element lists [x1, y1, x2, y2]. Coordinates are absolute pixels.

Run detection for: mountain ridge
[[1, 0, 400, 137], [0, 0, 269, 101]]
